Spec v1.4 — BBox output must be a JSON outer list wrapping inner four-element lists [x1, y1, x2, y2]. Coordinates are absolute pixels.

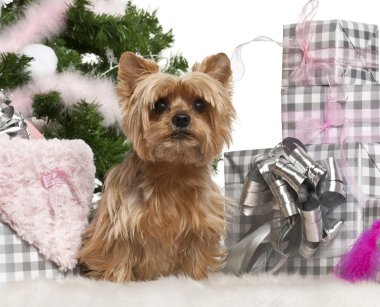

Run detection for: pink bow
[[295, 86, 380, 207], [288, 0, 335, 85], [296, 88, 346, 144], [41, 168, 71, 218]]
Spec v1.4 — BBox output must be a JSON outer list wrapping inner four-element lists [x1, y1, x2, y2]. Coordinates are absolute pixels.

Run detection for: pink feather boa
[[10, 72, 121, 127], [0, 0, 128, 53], [0, 0, 73, 53], [1, 0, 123, 127]]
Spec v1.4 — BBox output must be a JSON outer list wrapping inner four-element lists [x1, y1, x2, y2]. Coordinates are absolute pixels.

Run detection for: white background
[[132, 0, 380, 186]]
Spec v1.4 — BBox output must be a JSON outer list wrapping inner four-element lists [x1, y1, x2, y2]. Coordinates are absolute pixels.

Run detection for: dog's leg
[[78, 166, 137, 283], [179, 236, 225, 280]]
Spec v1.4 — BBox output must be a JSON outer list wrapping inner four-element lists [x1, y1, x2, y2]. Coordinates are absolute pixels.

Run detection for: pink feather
[[0, 0, 73, 53], [335, 219, 380, 282]]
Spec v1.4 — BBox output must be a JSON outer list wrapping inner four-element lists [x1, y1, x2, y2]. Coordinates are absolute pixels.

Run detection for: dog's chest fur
[[126, 151, 223, 238], [122, 152, 225, 276]]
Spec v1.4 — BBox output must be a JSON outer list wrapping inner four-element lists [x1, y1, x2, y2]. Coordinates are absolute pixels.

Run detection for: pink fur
[[0, 0, 74, 53], [9, 87, 34, 117], [10, 72, 121, 126], [0, 138, 95, 270]]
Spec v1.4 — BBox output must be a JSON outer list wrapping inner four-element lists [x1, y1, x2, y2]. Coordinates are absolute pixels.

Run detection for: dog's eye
[[154, 99, 169, 114], [192, 99, 205, 113]]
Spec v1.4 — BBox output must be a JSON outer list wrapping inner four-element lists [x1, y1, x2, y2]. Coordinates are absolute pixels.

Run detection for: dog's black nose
[[172, 113, 190, 128]]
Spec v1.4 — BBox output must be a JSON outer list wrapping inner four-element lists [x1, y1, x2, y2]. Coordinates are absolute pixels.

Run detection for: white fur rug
[[1, 273, 380, 307]]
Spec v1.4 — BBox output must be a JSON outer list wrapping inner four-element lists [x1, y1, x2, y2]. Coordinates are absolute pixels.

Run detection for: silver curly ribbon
[[0, 101, 29, 139], [225, 138, 345, 274], [92, 178, 103, 210]]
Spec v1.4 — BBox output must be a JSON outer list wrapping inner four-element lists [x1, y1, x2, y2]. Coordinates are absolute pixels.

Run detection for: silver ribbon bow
[[225, 137, 345, 274], [0, 93, 29, 139]]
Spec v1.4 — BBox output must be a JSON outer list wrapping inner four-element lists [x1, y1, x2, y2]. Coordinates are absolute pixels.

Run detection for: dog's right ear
[[118, 52, 159, 94]]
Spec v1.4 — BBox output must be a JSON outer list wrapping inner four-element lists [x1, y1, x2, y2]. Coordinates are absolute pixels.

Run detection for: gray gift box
[[0, 220, 68, 284], [224, 142, 380, 275], [281, 84, 380, 145], [282, 20, 379, 86]]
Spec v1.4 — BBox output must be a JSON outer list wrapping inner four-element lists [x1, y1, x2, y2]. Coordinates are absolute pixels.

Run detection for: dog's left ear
[[192, 53, 232, 86], [118, 52, 159, 95]]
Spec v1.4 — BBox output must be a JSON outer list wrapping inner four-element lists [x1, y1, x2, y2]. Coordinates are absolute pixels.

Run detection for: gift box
[[0, 137, 95, 283], [0, 219, 67, 284], [224, 142, 380, 275], [282, 20, 379, 86], [281, 84, 380, 145]]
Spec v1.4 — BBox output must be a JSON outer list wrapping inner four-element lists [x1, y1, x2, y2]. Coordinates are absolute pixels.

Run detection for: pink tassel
[[335, 220, 380, 282]]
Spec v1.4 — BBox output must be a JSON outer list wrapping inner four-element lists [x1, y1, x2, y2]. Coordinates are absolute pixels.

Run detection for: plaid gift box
[[0, 220, 67, 284], [281, 84, 380, 145], [282, 20, 379, 86], [224, 142, 380, 275]]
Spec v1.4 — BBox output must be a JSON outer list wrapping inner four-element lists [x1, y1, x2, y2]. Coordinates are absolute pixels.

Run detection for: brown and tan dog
[[79, 52, 235, 283]]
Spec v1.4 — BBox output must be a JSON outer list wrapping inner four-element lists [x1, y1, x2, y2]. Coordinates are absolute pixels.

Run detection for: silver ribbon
[[92, 178, 103, 211], [0, 99, 29, 139], [225, 138, 345, 274]]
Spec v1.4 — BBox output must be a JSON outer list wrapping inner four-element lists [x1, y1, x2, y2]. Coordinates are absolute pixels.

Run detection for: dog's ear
[[192, 53, 232, 87], [118, 52, 159, 94]]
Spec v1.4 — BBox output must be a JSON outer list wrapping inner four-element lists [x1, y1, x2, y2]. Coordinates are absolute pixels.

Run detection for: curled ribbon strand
[[231, 0, 377, 85], [231, 36, 283, 82], [0, 102, 29, 139], [225, 138, 345, 275]]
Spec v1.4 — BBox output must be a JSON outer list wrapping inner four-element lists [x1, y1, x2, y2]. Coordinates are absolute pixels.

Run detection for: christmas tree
[[0, 0, 188, 181]]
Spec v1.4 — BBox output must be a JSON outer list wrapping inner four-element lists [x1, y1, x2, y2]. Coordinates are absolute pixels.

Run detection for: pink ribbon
[[41, 168, 71, 218], [298, 112, 367, 208], [286, 0, 335, 85], [339, 119, 380, 207], [295, 86, 380, 207], [298, 117, 380, 208], [283, 0, 377, 85], [296, 87, 346, 144], [338, 123, 365, 207], [231, 0, 377, 83]]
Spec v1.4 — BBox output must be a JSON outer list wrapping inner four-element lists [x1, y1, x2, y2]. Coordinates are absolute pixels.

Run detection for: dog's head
[[117, 52, 235, 166]]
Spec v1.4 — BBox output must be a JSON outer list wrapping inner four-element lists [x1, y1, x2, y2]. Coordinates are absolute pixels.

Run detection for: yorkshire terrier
[[78, 52, 235, 283]]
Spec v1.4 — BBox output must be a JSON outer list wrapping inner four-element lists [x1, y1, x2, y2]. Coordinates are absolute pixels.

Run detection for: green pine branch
[[62, 0, 174, 64], [44, 39, 83, 73], [0, 53, 31, 89], [0, 0, 33, 26], [162, 54, 189, 75], [1, 0, 194, 180]]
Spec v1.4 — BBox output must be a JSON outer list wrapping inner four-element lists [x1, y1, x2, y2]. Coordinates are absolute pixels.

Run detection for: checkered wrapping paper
[[224, 142, 380, 275], [0, 219, 67, 284], [282, 20, 379, 86], [281, 84, 380, 145]]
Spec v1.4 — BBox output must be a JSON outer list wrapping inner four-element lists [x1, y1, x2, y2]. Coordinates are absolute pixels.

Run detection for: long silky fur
[[78, 52, 236, 283]]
